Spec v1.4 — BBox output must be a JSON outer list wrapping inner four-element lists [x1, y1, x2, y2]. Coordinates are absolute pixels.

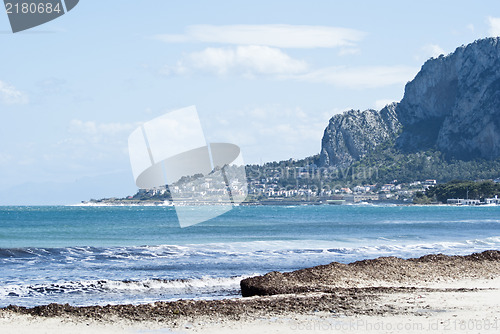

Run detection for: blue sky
[[1, 0, 500, 204]]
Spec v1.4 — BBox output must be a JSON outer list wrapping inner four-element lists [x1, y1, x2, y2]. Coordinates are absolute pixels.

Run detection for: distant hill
[[318, 37, 500, 182]]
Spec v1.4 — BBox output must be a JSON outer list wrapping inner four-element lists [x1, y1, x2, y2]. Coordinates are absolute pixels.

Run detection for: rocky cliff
[[319, 104, 401, 167], [320, 37, 500, 167]]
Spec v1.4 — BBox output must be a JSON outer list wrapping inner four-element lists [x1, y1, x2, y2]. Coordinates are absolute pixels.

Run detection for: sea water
[[0, 205, 499, 307]]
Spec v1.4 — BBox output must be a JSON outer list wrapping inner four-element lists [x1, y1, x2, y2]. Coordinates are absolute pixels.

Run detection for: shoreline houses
[[447, 195, 500, 206], [486, 195, 500, 205]]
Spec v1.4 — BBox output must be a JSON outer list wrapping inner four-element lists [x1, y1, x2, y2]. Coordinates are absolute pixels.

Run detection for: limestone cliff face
[[397, 37, 500, 159], [319, 104, 401, 167], [319, 37, 500, 167]]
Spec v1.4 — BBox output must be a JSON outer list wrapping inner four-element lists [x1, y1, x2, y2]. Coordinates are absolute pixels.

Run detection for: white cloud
[[165, 46, 308, 76], [0, 80, 28, 104], [66, 119, 139, 158], [154, 24, 366, 49], [69, 120, 137, 137], [163, 47, 416, 89], [202, 105, 331, 163], [422, 44, 445, 58], [374, 99, 397, 110], [338, 47, 361, 56], [290, 65, 418, 89], [466, 23, 475, 32], [487, 16, 500, 36], [415, 44, 446, 63]]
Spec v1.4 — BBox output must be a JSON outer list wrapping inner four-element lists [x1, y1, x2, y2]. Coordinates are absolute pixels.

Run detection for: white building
[[447, 198, 480, 205], [485, 195, 500, 205]]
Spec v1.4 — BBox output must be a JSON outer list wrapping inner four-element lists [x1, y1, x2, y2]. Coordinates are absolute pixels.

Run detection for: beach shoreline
[[1, 250, 499, 333]]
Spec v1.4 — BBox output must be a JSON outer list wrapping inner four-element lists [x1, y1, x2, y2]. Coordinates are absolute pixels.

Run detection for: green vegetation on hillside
[[425, 180, 500, 203], [351, 143, 500, 184], [243, 144, 500, 196]]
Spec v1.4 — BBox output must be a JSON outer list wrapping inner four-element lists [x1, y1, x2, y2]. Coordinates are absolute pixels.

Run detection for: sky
[[1, 0, 500, 204]]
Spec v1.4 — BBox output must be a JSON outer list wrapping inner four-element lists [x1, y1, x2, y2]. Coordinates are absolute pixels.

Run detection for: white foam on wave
[[3, 235, 500, 263], [0, 274, 256, 299], [384, 219, 500, 225]]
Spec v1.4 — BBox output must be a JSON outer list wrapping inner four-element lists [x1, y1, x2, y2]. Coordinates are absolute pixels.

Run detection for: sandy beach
[[1, 250, 499, 334]]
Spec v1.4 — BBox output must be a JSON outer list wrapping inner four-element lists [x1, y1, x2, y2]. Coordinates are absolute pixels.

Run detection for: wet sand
[[1, 250, 499, 333]]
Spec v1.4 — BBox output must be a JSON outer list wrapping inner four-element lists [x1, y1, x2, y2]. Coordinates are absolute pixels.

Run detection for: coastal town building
[[485, 195, 500, 205], [447, 199, 481, 205]]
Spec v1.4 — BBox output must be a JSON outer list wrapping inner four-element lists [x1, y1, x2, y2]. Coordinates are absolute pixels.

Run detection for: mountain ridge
[[320, 37, 500, 168]]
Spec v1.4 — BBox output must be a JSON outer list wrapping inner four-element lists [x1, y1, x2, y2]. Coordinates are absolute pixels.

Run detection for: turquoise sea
[[0, 205, 499, 307]]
